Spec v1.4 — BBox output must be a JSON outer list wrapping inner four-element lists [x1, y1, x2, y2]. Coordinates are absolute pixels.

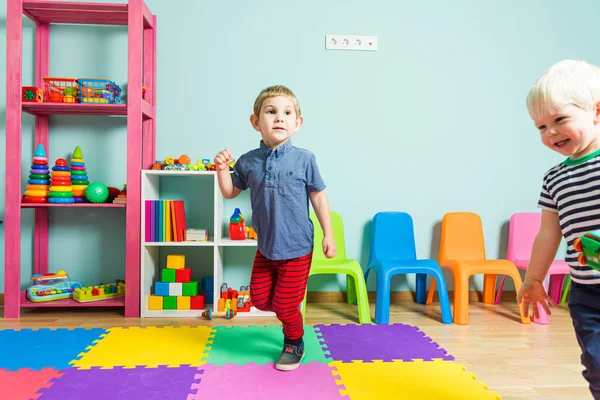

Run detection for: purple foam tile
[[36, 365, 199, 400], [313, 323, 454, 362], [187, 362, 346, 400]]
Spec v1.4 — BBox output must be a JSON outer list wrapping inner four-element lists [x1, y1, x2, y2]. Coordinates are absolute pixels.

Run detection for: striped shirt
[[538, 148, 600, 284]]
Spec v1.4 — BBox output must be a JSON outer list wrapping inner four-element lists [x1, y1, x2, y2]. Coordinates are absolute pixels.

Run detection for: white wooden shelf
[[140, 169, 271, 318]]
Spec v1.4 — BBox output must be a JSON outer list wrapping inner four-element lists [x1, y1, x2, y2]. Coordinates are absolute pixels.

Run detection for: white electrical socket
[[325, 34, 377, 51]]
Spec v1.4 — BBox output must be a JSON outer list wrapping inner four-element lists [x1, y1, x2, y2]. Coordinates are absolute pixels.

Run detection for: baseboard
[[306, 290, 517, 303]]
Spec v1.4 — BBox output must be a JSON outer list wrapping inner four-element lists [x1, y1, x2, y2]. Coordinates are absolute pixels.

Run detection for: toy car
[[573, 230, 600, 271]]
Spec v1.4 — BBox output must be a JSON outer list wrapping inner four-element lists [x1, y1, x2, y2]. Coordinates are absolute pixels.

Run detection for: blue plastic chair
[[365, 212, 453, 324]]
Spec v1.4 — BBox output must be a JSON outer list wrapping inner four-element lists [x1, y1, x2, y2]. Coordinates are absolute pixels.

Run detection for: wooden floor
[[0, 301, 591, 400]]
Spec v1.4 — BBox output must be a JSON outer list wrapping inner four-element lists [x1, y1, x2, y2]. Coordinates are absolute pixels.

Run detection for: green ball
[[85, 182, 109, 203]]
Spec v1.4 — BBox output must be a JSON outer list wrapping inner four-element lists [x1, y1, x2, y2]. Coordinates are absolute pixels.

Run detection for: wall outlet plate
[[325, 34, 377, 51]]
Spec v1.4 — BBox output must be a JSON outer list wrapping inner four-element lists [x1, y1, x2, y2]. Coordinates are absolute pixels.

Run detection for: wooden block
[[177, 296, 191, 310], [148, 295, 163, 310], [166, 254, 185, 270]]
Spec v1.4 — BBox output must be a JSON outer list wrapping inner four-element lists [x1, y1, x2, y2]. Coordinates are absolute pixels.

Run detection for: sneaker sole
[[275, 352, 305, 371]]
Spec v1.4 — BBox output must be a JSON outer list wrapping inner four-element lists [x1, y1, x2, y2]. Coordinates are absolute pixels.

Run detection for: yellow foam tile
[[69, 326, 214, 369], [330, 360, 501, 400], [166, 254, 185, 270]]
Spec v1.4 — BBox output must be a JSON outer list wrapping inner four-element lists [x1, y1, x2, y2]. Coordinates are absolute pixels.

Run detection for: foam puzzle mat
[[0, 323, 501, 399]]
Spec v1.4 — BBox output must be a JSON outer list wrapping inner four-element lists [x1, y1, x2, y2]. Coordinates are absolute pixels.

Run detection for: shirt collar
[[259, 139, 292, 159]]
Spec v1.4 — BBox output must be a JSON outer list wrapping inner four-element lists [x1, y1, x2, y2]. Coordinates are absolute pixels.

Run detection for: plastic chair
[[364, 212, 452, 324], [494, 212, 569, 324], [301, 211, 371, 324], [425, 212, 531, 325]]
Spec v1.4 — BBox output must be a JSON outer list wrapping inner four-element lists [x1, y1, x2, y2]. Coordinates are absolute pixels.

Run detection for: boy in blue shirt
[[214, 85, 336, 371], [518, 60, 600, 398]]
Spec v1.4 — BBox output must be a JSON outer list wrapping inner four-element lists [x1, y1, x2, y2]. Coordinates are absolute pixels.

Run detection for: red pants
[[250, 250, 312, 341]]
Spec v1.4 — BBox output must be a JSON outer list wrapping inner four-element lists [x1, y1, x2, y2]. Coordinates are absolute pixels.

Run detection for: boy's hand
[[322, 236, 337, 258], [517, 279, 557, 319], [214, 149, 233, 171]]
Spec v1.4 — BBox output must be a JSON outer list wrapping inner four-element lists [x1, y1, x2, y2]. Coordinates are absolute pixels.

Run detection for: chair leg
[[495, 275, 507, 305], [374, 271, 391, 324], [430, 268, 453, 324], [507, 270, 531, 324], [351, 270, 371, 324], [415, 273, 427, 304], [301, 286, 308, 323], [426, 278, 436, 305], [452, 270, 470, 325], [482, 274, 497, 304], [561, 275, 571, 304], [548, 274, 565, 304], [347, 274, 357, 305], [531, 278, 549, 325]]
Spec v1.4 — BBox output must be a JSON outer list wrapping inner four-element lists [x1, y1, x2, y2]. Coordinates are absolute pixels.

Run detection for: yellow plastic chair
[[301, 211, 372, 324], [425, 212, 530, 325]]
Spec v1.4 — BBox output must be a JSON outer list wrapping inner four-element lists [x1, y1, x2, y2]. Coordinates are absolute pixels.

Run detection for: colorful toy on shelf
[[48, 158, 74, 204], [85, 182, 109, 203], [77, 78, 122, 104], [573, 231, 600, 271], [26, 270, 82, 303], [218, 282, 251, 312], [22, 86, 44, 102], [246, 226, 257, 240], [229, 208, 246, 240], [111, 184, 127, 204], [148, 254, 206, 311], [201, 308, 237, 320], [43, 77, 79, 103], [23, 144, 50, 203], [69, 146, 90, 203], [73, 280, 125, 303]]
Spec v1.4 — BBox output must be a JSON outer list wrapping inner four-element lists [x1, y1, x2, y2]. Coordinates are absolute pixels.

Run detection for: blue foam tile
[[0, 328, 108, 371]]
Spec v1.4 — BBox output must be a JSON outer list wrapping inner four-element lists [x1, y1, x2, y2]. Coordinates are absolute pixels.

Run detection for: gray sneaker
[[275, 343, 305, 371]]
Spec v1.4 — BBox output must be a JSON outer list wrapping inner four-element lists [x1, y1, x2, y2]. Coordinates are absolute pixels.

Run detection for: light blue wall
[[0, 0, 587, 294]]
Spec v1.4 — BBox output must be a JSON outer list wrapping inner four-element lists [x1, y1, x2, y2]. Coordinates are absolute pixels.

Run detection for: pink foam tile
[[0, 368, 63, 400], [187, 362, 347, 400]]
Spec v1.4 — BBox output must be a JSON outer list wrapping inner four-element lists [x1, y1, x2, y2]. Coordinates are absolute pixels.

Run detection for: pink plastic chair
[[495, 212, 569, 324]]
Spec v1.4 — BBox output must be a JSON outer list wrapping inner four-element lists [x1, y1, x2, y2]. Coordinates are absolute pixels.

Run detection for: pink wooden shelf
[[21, 202, 126, 208], [23, 1, 154, 27], [20, 290, 125, 308], [22, 101, 154, 119]]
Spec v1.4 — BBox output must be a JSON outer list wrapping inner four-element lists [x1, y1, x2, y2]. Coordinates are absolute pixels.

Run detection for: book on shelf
[[145, 199, 187, 242]]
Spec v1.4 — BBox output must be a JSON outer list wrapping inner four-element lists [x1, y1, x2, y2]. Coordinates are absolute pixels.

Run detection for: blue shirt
[[231, 139, 326, 260]]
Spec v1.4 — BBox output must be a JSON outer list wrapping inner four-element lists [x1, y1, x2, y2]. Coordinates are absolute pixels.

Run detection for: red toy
[[228, 208, 246, 240]]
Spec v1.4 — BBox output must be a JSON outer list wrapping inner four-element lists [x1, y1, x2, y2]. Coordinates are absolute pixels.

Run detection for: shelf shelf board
[[22, 1, 154, 27], [22, 202, 126, 209], [22, 100, 154, 119], [20, 291, 125, 308], [218, 238, 258, 247], [142, 170, 216, 176], [144, 240, 215, 247], [143, 307, 275, 318]]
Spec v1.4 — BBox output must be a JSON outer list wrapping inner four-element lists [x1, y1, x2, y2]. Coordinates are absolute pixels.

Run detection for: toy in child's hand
[[573, 231, 600, 271], [229, 208, 246, 240], [201, 308, 237, 320], [26, 270, 82, 302]]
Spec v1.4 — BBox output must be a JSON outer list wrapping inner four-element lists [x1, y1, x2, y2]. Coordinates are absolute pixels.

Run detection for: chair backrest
[[506, 212, 541, 262], [439, 212, 486, 264], [369, 212, 417, 265], [310, 211, 347, 261]]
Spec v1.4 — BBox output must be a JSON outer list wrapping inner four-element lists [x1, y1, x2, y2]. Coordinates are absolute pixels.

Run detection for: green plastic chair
[[561, 275, 571, 304], [301, 211, 372, 324]]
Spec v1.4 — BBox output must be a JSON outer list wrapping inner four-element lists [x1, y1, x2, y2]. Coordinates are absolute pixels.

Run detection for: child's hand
[[517, 279, 557, 319], [214, 149, 233, 172], [322, 236, 337, 258]]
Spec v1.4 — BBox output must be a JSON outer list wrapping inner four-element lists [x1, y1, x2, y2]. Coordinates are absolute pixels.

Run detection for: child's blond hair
[[253, 85, 301, 117], [527, 60, 600, 121]]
